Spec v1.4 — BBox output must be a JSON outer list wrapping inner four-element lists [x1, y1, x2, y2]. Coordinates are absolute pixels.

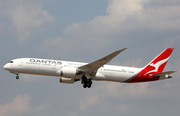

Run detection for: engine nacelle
[[60, 77, 75, 84], [60, 67, 78, 77]]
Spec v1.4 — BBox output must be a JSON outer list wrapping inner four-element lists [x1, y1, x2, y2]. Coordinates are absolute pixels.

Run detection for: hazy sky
[[0, 0, 180, 116]]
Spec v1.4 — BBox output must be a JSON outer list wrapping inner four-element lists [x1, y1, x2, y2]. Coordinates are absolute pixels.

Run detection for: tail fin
[[126, 48, 174, 83], [143, 48, 174, 76]]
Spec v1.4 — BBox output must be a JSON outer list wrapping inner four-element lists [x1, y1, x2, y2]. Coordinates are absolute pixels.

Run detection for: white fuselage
[[4, 58, 142, 83]]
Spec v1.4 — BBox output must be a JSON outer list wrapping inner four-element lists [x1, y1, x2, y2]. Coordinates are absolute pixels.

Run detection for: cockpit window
[[9, 61, 13, 63]]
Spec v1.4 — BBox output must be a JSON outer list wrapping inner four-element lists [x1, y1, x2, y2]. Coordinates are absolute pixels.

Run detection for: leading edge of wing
[[78, 48, 127, 75]]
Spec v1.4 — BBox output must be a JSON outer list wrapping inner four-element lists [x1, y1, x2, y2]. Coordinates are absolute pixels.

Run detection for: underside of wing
[[78, 48, 127, 76]]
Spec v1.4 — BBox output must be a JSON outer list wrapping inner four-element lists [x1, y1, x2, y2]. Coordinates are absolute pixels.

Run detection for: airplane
[[3, 48, 175, 88]]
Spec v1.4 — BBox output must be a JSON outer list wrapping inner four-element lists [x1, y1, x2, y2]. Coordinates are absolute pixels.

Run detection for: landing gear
[[83, 81, 92, 88], [14, 72, 19, 79], [16, 75, 19, 79], [82, 75, 92, 88]]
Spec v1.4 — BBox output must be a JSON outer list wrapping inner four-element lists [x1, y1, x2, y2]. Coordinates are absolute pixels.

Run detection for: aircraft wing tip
[[119, 47, 128, 52]]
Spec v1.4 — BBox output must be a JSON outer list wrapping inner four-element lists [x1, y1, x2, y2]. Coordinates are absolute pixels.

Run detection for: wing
[[78, 48, 127, 77]]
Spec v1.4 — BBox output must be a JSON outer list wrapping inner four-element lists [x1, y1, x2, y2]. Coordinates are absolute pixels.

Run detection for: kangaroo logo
[[144, 57, 170, 76]]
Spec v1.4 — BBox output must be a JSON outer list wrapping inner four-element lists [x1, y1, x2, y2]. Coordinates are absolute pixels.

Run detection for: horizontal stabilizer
[[152, 71, 176, 77]]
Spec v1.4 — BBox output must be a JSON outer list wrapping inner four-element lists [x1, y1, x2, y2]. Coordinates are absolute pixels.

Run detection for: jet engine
[[60, 67, 78, 77], [60, 77, 75, 84]]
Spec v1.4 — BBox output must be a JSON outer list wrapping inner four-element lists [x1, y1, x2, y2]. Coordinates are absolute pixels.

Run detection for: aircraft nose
[[3, 64, 9, 70]]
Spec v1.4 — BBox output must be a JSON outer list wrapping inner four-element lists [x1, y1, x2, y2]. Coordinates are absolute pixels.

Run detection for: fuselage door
[[19, 60, 24, 66]]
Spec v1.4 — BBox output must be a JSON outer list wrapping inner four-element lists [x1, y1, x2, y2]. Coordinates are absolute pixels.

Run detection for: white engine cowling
[[60, 67, 78, 77], [60, 77, 75, 84]]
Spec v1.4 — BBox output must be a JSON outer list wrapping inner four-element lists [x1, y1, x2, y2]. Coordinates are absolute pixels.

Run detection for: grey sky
[[0, 0, 180, 116]]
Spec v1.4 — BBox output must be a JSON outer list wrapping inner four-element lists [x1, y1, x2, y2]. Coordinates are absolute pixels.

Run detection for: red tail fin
[[128, 48, 174, 83], [143, 48, 174, 76]]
